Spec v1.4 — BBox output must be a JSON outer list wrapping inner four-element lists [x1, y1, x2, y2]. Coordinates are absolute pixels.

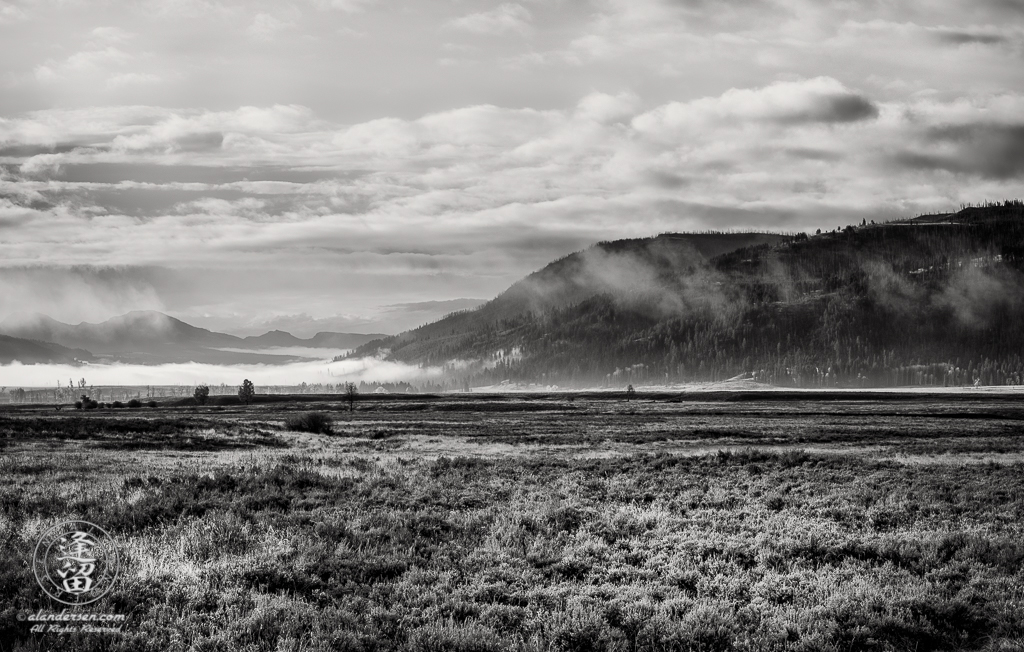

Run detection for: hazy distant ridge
[[0, 311, 386, 365], [241, 329, 385, 350], [0, 334, 93, 365]]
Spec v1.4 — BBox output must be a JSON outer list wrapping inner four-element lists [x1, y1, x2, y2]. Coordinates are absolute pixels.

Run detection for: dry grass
[[0, 395, 1022, 651]]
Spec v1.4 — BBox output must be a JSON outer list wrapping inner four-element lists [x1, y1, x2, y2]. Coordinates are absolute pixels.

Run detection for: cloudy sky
[[1, 0, 1023, 336]]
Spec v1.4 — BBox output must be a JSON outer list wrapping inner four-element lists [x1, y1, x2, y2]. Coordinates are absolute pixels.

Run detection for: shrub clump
[[284, 411, 334, 435], [127, 399, 143, 409]]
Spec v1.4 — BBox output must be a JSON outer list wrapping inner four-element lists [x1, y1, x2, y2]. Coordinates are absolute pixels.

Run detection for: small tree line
[[190, 379, 359, 410]]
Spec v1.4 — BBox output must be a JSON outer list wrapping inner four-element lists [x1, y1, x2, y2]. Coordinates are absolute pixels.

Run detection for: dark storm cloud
[[168, 131, 225, 153], [0, 142, 84, 158], [892, 152, 957, 174], [895, 123, 1024, 180], [0, 190, 53, 211], [783, 148, 844, 162], [933, 29, 1008, 46], [645, 171, 690, 190], [777, 93, 879, 125], [50, 163, 353, 185], [991, 0, 1024, 14]]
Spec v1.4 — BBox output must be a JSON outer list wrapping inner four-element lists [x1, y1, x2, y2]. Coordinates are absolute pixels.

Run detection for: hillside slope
[[356, 204, 1024, 388], [0, 335, 92, 364], [359, 232, 788, 363]]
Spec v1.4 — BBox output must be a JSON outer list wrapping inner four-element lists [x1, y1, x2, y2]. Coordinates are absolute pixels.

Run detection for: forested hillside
[[355, 232, 788, 362], [355, 202, 1024, 388]]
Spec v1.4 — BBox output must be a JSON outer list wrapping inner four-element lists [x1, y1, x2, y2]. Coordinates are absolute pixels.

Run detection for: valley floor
[[1, 394, 1022, 651]]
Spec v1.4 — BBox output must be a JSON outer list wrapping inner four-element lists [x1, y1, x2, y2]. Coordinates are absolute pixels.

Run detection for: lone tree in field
[[626, 384, 636, 401], [193, 385, 210, 405], [238, 379, 255, 405], [343, 382, 358, 412]]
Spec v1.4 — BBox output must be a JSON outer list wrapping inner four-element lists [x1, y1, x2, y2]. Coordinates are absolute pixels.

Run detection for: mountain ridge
[[353, 205, 1024, 388], [353, 231, 791, 363], [0, 334, 93, 365]]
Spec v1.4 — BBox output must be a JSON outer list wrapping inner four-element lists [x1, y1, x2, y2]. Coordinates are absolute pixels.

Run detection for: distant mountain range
[[353, 204, 1024, 388], [0, 311, 386, 365], [238, 329, 381, 350]]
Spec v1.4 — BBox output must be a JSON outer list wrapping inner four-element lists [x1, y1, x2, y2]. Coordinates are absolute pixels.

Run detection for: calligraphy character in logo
[[55, 531, 98, 595]]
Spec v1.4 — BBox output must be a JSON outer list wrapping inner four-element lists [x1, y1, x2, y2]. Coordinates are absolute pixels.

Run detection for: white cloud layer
[[2, 82, 1023, 330], [1, 0, 1022, 330]]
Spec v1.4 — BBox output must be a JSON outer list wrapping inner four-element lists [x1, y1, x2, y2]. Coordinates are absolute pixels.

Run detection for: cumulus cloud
[[35, 46, 135, 83], [3, 79, 1024, 330], [0, 88, 1016, 261], [0, 0, 1021, 342], [575, 91, 641, 124]]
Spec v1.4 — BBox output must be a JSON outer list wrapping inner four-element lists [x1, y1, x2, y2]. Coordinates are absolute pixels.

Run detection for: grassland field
[[1, 392, 1023, 652]]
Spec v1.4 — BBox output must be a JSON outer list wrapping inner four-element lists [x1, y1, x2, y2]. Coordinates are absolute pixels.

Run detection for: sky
[[1, 0, 1023, 336]]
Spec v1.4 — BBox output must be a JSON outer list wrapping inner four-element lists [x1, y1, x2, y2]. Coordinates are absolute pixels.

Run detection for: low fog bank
[[0, 357, 442, 389], [213, 347, 352, 359]]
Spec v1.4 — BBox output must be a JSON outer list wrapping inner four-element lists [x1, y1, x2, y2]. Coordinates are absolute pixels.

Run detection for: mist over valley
[[4, 203, 1024, 396]]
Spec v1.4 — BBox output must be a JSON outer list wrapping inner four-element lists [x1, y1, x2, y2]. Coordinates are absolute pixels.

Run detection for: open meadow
[[1, 393, 1023, 651]]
